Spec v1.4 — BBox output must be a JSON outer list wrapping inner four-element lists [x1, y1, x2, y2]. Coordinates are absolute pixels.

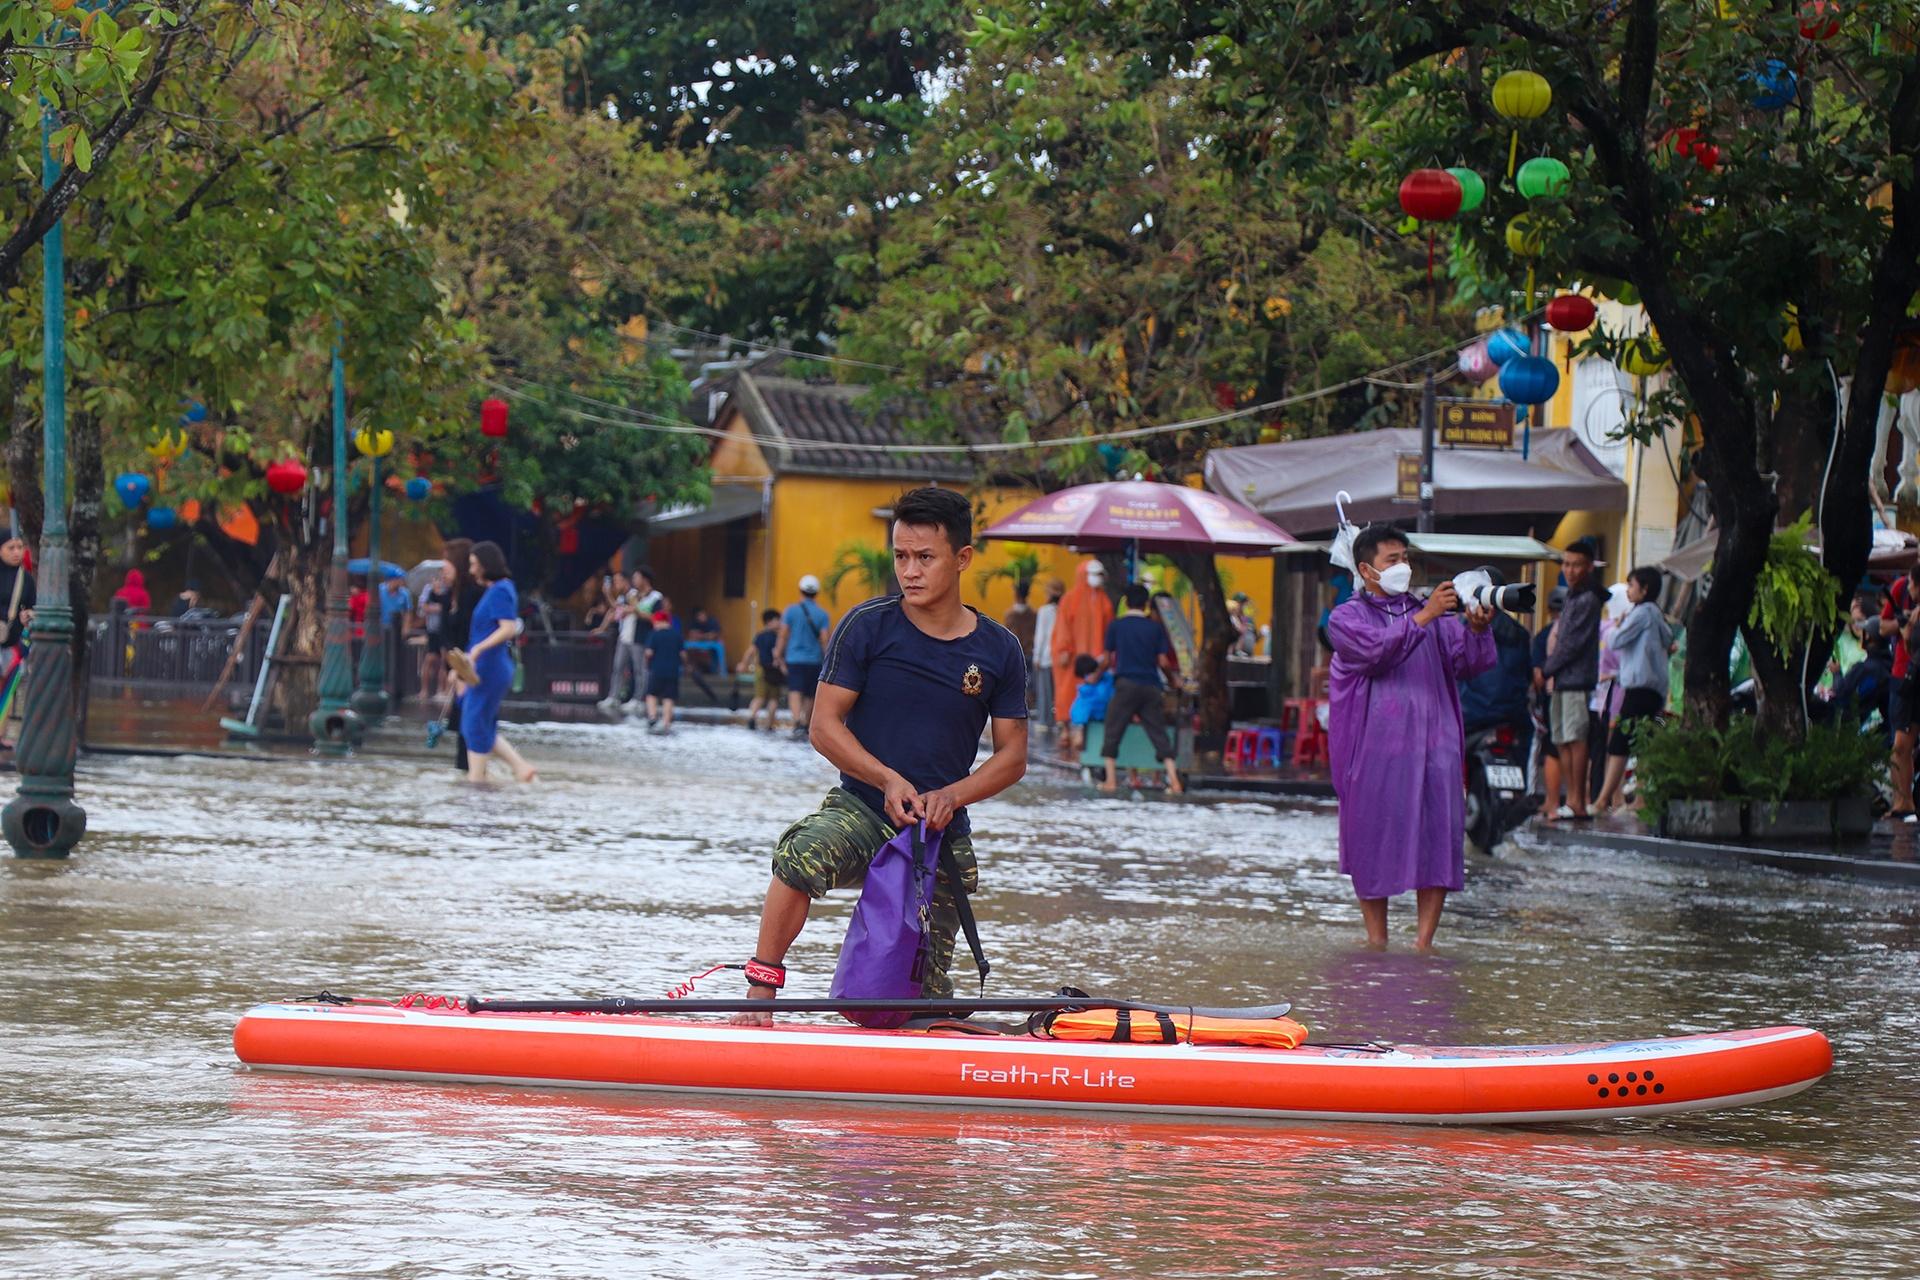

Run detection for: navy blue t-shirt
[[1105, 613, 1175, 685], [819, 596, 1028, 836], [645, 622, 684, 677]]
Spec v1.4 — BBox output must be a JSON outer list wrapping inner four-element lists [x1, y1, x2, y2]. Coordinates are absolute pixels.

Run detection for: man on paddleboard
[[1327, 523, 1495, 951], [735, 486, 1029, 1024]]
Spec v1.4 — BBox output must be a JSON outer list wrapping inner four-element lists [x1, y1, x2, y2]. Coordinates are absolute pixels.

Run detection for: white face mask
[[1373, 563, 1413, 596]]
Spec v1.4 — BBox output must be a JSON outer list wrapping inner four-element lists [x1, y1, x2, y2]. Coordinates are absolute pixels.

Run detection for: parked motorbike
[[1465, 720, 1534, 854]]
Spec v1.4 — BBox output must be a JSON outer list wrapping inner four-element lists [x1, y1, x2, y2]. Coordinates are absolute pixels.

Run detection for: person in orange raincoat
[[1051, 558, 1113, 726]]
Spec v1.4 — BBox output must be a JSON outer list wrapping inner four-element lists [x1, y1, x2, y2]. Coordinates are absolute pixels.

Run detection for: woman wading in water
[[452, 540, 537, 784]]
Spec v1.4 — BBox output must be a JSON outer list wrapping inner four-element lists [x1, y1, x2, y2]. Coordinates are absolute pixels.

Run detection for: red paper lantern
[[265, 459, 307, 496], [1798, 1, 1841, 40], [1545, 295, 1598, 333], [1397, 169, 1464, 223], [480, 397, 509, 439], [1691, 142, 1721, 172]]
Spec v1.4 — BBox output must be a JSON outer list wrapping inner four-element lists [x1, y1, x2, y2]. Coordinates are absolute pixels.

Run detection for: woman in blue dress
[[457, 541, 537, 783]]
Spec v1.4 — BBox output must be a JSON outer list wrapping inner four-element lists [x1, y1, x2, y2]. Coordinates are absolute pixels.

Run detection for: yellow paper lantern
[[1783, 305, 1804, 353], [1505, 214, 1543, 257], [1493, 70, 1552, 120], [1493, 70, 1552, 177], [144, 427, 189, 461], [1622, 335, 1669, 378], [354, 427, 395, 458]]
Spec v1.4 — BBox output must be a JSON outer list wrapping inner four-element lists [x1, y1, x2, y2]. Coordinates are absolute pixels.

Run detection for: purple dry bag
[[829, 822, 942, 1028]]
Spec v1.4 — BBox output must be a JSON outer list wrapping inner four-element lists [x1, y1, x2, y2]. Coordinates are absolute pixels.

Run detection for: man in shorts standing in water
[[776, 574, 832, 740], [735, 486, 1029, 1023]]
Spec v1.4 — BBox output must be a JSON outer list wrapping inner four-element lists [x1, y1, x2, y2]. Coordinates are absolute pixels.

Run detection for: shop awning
[[646, 482, 766, 532], [1205, 427, 1627, 535]]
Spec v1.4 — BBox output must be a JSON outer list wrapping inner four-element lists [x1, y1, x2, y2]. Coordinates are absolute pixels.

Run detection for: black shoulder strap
[[937, 840, 991, 997]]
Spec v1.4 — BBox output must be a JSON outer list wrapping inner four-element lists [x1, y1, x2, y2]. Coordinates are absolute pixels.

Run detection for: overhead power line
[[494, 317, 1516, 457]]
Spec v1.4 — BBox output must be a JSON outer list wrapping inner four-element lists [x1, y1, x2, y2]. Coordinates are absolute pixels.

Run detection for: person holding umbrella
[[1099, 582, 1184, 794]]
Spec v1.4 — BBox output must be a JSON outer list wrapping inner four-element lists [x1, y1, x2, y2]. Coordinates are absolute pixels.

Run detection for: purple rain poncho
[[1326, 591, 1497, 899]]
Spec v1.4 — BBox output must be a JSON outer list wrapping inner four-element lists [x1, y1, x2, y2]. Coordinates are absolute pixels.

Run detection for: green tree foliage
[[1746, 514, 1846, 657], [0, 0, 172, 291], [1, 5, 720, 722], [817, 42, 1454, 736], [433, 43, 726, 559], [469, 0, 972, 341], [1020, 0, 1920, 734]]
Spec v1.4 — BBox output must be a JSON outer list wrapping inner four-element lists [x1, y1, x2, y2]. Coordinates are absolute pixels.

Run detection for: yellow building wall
[[642, 401, 1272, 654]]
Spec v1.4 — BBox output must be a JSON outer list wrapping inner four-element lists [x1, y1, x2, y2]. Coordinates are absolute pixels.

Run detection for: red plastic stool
[[1290, 698, 1329, 767]]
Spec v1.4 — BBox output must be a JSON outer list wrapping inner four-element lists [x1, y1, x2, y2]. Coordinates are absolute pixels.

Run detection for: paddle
[[464, 995, 1293, 1019]]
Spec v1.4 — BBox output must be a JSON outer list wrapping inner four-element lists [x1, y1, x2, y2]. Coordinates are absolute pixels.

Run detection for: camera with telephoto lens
[[1451, 567, 1536, 614]]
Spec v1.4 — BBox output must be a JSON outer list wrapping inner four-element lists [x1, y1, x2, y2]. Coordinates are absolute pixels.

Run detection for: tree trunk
[[1741, 622, 1805, 744], [1171, 550, 1234, 753], [274, 524, 328, 728], [1635, 271, 1778, 729], [6, 370, 41, 547], [1682, 461, 1777, 729], [68, 409, 103, 724]]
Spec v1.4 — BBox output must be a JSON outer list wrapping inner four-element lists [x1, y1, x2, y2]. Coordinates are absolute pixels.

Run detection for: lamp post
[[352, 428, 392, 722], [309, 330, 362, 752], [3, 103, 88, 857]]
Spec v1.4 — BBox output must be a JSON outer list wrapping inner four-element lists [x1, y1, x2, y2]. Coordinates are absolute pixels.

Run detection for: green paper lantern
[[1445, 167, 1487, 214], [1396, 214, 1420, 235], [1516, 156, 1570, 200]]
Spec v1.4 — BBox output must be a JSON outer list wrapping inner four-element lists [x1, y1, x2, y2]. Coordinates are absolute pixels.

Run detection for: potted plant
[[1788, 719, 1886, 839], [1734, 726, 1832, 841], [1635, 719, 1745, 840]]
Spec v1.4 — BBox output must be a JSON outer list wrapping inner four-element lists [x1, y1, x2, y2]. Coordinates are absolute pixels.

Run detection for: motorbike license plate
[[1485, 764, 1526, 791]]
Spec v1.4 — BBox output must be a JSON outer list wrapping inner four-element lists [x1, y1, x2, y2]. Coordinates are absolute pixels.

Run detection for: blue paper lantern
[[146, 506, 178, 531], [113, 472, 152, 509], [1499, 355, 1561, 405], [1748, 59, 1797, 111], [1486, 327, 1532, 365], [405, 476, 431, 501], [183, 400, 208, 423]]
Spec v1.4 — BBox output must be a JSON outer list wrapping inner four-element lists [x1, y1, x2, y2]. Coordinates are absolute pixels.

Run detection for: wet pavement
[[2, 720, 1917, 1277]]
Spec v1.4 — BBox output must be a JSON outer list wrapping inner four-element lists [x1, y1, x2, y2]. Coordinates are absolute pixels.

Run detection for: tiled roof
[[723, 372, 1000, 481]]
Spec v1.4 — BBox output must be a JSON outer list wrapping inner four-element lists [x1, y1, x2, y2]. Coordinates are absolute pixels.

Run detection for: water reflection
[[1307, 949, 1465, 1044], [1, 724, 1914, 1277]]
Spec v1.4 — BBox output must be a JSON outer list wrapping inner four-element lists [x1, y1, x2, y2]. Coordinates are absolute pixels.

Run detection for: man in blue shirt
[[776, 574, 832, 741], [735, 486, 1029, 1024], [378, 569, 413, 633], [1099, 583, 1184, 795], [643, 599, 684, 735]]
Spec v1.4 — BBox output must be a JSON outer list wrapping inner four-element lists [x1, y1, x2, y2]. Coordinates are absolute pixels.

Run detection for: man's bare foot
[[729, 990, 776, 1026], [1097, 782, 1117, 794], [516, 765, 538, 783]]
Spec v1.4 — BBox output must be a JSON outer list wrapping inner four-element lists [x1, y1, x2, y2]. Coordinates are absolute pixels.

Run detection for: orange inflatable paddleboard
[[233, 1000, 1831, 1126]]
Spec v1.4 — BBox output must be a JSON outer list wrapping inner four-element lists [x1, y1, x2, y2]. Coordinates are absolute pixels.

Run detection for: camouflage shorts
[[771, 787, 980, 999]]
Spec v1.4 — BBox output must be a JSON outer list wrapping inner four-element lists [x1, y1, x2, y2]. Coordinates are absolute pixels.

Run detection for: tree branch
[[0, 14, 193, 292]]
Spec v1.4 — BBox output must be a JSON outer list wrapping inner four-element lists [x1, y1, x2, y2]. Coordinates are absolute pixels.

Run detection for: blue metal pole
[[4, 102, 88, 856], [352, 449, 389, 721], [309, 325, 361, 750]]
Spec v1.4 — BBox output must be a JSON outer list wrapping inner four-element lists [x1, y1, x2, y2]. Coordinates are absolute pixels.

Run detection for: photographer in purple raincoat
[[1327, 524, 1496, 952]]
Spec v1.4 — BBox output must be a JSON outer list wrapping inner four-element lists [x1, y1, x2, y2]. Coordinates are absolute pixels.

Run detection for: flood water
[[2, 723, 1916, 1277]]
